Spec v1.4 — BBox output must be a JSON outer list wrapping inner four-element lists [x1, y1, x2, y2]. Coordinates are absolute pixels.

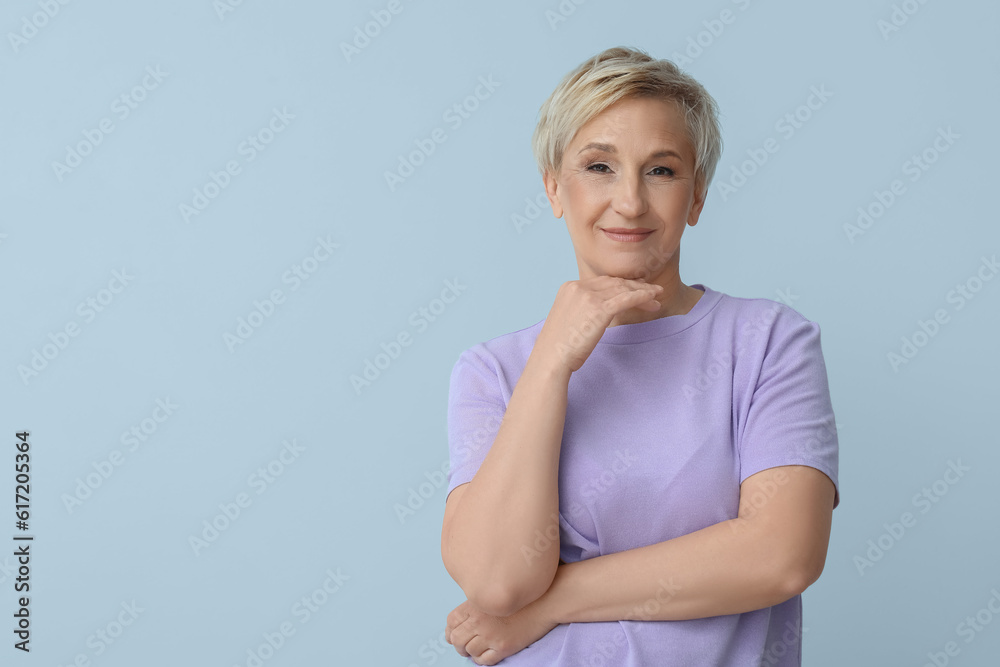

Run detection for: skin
[[438, 98, 685, 619], [442, 95, 836, 665], [545, 94, 707, 327]]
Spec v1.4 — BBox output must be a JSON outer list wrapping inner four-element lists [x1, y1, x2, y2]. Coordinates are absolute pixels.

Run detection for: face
[[543, 96, 706, 283]]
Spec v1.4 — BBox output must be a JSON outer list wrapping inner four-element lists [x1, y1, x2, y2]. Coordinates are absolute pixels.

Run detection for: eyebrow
[[576, 142, 682, 160]]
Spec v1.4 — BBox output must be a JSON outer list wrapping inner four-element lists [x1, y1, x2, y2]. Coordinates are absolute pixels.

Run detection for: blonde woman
[[441, 46, 839, 666]]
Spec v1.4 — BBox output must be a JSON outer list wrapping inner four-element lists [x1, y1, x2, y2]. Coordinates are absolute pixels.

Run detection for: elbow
[[467, 575, 554, 618], [467, 585, 522, 618], [443, 565, 552, 617], [444, 546, 558, 617], [777, 554, 826, 600]]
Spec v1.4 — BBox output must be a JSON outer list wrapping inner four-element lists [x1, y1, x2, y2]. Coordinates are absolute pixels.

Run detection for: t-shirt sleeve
[[445, 347, 507, 501], [738, 309, 841, 509]]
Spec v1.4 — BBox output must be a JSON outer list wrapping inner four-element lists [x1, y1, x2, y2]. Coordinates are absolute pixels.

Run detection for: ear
[[687, 177, 707, 227], [542, 170, 564, 219]]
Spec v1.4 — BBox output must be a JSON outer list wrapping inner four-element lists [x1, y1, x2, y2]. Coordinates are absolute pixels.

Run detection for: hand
[[533, 276, 663, 374], [445, 597, 558, 665]]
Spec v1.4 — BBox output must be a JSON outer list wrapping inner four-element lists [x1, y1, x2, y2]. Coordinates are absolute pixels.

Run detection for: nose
[[611, 171, 648, 219]]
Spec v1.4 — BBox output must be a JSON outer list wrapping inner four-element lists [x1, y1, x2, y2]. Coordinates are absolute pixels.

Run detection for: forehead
[[572, 96, 692, 155]]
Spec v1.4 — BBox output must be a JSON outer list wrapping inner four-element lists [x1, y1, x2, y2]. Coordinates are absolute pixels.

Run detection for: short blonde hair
[[531, 46, 723, 197]]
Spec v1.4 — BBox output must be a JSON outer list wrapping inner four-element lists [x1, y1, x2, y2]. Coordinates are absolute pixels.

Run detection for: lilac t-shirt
[[445, 283, 840, 666]]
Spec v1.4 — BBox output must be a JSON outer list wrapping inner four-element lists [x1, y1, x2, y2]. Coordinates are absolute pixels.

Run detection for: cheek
[[563, 180, 605, 214], [658, 189, 693, 213]]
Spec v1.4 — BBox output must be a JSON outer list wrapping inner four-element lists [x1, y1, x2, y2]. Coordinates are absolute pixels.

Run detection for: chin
[[597, 263, 648, 280]]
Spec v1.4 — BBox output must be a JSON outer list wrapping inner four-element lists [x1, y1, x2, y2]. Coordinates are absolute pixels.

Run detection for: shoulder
[[450, 317, 545, 376], [709, 287, 818, 337], [702, 287, 827, 374]]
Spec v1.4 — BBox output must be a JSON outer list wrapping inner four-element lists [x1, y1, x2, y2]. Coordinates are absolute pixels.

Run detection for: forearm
[[444, 350, 571, 615], [531, 517, 804, 624]]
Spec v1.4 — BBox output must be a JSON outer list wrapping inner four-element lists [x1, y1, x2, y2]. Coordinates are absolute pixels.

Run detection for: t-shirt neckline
[[597, 283, 721, 345]]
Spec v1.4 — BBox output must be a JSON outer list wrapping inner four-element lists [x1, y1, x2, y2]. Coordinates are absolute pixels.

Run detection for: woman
[[440, 46, 839, 666]]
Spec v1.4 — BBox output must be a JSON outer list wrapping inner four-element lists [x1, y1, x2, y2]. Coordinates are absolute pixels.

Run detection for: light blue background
[[1, 0, 998, 665]]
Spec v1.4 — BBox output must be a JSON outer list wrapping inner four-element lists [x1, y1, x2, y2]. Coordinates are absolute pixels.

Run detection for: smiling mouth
[[601, 228, 653, 242]]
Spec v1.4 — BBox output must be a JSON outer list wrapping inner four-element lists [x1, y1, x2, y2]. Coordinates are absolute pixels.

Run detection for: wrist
[[526, 564, 567, 627], [525, 349, 573, 384]]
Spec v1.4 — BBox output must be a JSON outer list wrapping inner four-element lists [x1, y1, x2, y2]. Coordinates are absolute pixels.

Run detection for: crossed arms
[[444, 463, 835, 624]]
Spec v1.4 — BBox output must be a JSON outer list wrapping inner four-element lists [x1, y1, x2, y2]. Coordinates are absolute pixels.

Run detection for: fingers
[[446, 614, 499, 664], [541, 277, 665, 374], [449, 627, 473, 657], [598, 283, 662, 316], [589, 274, 659, 290], [590, 280, 661, 303], [463, 635, 495, 665], [636, 298, 662, 312], [474, 649, 502, 666], [586, 274, 650, 286], [592, 277, 662, 296]]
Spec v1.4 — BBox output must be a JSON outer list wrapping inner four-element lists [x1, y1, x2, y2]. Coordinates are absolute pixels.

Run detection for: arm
[[441, 278, 664, 618], [443, 465, 834, 663], [441, 350, 571, 617], [522, 465, 836, 624]]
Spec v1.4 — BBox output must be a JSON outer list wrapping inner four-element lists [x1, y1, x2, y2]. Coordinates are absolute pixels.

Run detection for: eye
[[584, 162, 676, 177]]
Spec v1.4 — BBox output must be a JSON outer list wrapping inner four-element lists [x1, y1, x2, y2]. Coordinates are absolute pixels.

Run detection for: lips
[[602, 228, 653, 242]]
